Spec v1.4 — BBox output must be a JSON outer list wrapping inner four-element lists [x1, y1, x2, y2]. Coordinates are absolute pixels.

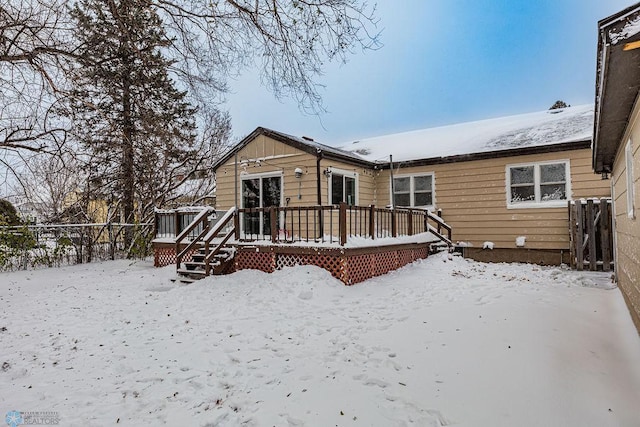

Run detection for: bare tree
[[0, 0, 76, 153], [3, 0, 379, 232], [142, 108, 233, 219], [155, 0, 380, 113], [2, 0, 379, 155], [9, 151, 93, 223]]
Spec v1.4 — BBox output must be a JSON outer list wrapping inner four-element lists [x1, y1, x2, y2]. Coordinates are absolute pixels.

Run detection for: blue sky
[[225, 0, 633, 146]]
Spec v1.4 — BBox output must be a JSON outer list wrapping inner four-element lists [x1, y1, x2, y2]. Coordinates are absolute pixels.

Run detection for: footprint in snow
[[425, 409, 453, 426], [363, 377, 390, 388]]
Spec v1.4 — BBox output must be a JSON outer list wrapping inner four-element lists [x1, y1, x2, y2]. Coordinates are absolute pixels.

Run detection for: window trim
[[327, 167, 359, 205], [390, 172, 436, 209], [626, 139, 635, 219], [506, 160, 571, 209]]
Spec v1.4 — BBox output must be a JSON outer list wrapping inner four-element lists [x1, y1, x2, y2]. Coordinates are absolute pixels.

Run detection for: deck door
[[241, 173, 282, 237]]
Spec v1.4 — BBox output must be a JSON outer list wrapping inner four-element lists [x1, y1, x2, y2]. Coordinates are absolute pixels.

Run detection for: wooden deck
[[152, 204, 452, 284]]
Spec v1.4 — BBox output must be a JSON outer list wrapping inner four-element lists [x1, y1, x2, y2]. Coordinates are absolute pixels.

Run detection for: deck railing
[[235, 203, 452, 246], [155, 208, 226, 240]]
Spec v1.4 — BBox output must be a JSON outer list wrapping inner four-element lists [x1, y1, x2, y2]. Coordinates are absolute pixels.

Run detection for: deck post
[[391, 209, 397, 237], [369, 205, 375, 239], [424, 212, 429, 235], [317, 206, 324, 241], [234, 211, 240, 240], [407, 209, 413, 236], [339, 202, 347, 245]]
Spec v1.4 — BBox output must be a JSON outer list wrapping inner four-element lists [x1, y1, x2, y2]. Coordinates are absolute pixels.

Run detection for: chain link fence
[[0, 223, 154, 271]]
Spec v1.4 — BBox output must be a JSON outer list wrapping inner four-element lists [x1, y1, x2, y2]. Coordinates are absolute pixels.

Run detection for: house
[[593, 2, 640, 332], [210, 104, 610, 265], [154, 104, 613, 284], [155, 129, 450, 284]]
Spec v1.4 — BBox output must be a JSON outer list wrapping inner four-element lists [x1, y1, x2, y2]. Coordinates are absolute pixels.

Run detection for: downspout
[[234, 152, 238, 209], [611, 178, 618, 281], [316, 150, 323, 205], [389, 155, 394, 209], [316, 150, 324, 239]]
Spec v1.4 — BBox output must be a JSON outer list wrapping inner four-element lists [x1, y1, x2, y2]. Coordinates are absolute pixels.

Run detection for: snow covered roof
[[218, 105, 594, 172], [340, 104, 593, 164], [263, 128, 367, 162]]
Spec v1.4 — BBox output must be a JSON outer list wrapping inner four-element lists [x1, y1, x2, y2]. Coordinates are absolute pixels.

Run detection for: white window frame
[[327, 167, 359, 205], [390, 173, 435, 209], [506, 160, 571, 209], [626, 139, 635, 219]]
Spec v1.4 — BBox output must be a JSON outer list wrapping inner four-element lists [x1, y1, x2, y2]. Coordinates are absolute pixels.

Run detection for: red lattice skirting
[[154, 241, 428, 285], [234, 244, 428, 285], [153, 242, 196, 267]]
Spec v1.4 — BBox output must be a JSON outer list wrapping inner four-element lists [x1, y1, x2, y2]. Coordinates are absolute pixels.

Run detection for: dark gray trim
[[376, 140, 591, 169], [211, 127, 371, 172], [593, 3, 640, 173]]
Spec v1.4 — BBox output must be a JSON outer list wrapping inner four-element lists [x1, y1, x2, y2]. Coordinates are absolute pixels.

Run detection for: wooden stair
[[426, 211, 453, 248], [177, 246, 235, 282], [174, 207, 237, 283]]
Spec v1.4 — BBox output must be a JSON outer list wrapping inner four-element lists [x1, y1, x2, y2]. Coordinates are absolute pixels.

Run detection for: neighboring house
[[6, 196, 42, 224], [593, 2, 640, 332], [170, 176, 216, 208], [212, 104, 610, 264]]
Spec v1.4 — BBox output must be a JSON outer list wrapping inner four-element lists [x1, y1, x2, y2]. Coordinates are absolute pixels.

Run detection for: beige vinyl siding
[[612, 105, 640, 328], [376, 148, 609, 250], [215, 135, 319, 210], [215, 135, 376, 211]]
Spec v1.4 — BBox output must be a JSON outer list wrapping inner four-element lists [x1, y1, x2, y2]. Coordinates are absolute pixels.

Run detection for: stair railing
[[425, 210, 453, 246], [175, 207, 214, 269], [201, 207, 237, 275]]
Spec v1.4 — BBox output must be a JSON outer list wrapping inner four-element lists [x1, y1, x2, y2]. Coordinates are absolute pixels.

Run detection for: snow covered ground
[[1, 253, 640, 426]]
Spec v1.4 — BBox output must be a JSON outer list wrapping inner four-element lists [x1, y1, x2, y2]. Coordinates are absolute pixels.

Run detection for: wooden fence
[[568, 198, 614, 271]]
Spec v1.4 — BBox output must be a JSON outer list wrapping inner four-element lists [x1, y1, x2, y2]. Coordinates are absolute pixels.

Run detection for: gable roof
[[211, 127, 368, 172], [340, 104, 593, 165], [593, 2, 640, 173]]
